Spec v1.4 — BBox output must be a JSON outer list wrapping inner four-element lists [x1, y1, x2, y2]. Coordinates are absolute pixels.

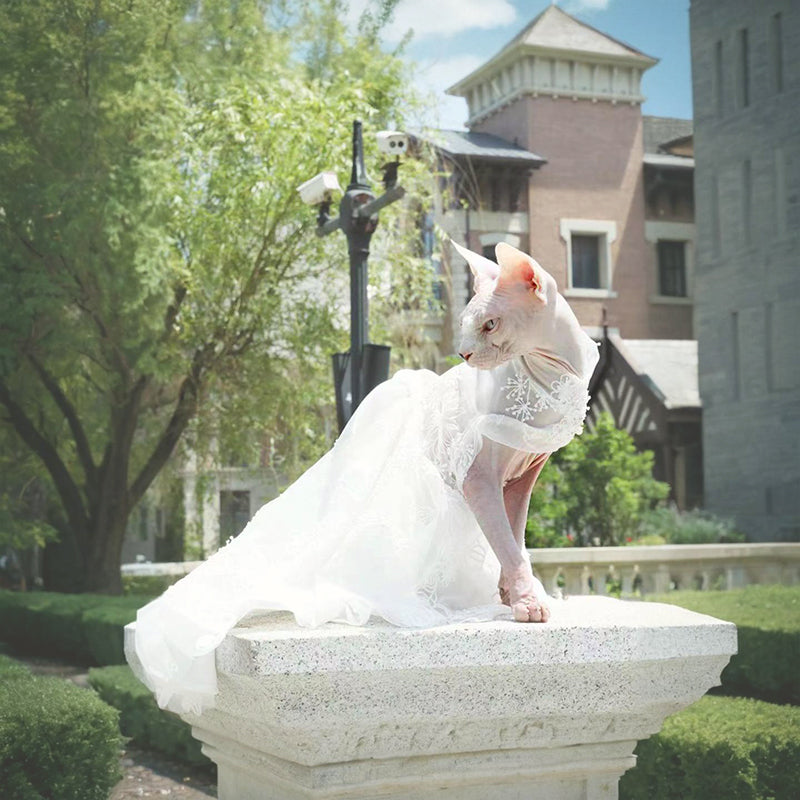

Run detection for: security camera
[[297, 172, 342, 206], [376, 131, 408, 156]]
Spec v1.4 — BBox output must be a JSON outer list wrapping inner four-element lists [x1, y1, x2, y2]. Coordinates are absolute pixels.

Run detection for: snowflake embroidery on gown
[[504, 368, 591, 449], [130, 350, 598, 715]]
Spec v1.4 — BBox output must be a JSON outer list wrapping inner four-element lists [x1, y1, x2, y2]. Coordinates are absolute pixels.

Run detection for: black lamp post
[[313, 120, 406, 431]]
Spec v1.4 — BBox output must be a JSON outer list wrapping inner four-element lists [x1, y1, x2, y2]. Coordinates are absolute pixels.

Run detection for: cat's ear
[[450, 238, 499, 293], [495, 242, 547, 305]]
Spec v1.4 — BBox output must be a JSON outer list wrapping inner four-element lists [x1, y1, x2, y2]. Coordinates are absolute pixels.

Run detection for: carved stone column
[[127, 596, 736, 800]]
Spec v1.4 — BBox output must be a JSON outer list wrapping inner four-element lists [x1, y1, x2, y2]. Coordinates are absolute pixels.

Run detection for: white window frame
[[479, 232, 521, 250], [559, 218, 617, 298], [645, 221, 695, 305]]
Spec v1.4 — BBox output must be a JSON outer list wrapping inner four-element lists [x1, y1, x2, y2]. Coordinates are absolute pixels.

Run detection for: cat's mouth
[[466, 354, 509, 370]]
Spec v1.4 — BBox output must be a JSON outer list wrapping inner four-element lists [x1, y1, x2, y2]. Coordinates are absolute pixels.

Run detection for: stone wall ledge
[[126, 595, 737, 800]]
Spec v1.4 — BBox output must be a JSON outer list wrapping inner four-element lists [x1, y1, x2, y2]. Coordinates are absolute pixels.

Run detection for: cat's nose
[[460, 351, 472, 362]]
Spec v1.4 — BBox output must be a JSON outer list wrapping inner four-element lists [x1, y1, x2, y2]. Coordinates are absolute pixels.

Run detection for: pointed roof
[[447, 5, 658, 122], [507, 5, 654, 60]]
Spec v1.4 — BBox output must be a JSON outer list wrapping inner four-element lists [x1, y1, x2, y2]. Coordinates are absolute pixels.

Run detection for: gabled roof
[[615, 338, 700, 409], [411, 129, 546, 166]]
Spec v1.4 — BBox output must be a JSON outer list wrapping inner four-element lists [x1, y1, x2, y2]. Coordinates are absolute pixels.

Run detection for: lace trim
[[500, 369, 591, 452]]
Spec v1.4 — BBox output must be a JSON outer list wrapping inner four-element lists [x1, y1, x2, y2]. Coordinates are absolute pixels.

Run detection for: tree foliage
[[0, 0, 432, 591], [527, 413, 670, 547]]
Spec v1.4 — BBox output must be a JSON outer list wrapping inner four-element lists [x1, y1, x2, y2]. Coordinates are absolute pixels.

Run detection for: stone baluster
[[595, 565, 611, 596], [620, 564, 637, 596], [725, 564, 749, 590], [676, 568, 698, 591], [533, 564, 559, 597], [580, 565, 592, 594], [562, 566, 583, 596]]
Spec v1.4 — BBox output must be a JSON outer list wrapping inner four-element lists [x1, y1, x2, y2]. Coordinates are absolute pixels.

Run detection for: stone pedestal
[[126, 596, 736, 800]]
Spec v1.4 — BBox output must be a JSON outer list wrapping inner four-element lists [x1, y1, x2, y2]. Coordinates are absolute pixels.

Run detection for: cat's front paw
[[506, 564, 550, 623], [498, 574, 511, 607]]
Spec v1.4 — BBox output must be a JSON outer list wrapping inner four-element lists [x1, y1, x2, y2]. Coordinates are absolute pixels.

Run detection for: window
[[509, 177, 524, 212], [657, 240, 687, 297], [560, 219, 617, 295], [737, 28, 749, 109], [742, 159, 752, 245], [771, 13, 784, 93], [219, 490, 250, 546], [571, 235, 601, 289], [420, 211, 443, 302], [711, 174, 721, 255], [645, 221, 694, 303], [731, 311, 741, 401]]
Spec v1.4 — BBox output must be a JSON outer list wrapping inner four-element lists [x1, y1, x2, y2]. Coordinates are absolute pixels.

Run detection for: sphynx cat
[[454, 241, 596, 624]]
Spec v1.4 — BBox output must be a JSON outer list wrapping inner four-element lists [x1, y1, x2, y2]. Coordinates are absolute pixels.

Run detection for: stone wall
[[690, 0, 800, 541]]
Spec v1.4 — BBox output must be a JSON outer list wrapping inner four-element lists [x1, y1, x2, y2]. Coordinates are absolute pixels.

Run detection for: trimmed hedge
[[647, 585, 800, 704], [620, 694, 800, 800], [0, 653, 35, 681], [89, 664, 211, 769], [123, 573, 180, 596], [0, 657, 122, 800], [0, 590, 153, 666]]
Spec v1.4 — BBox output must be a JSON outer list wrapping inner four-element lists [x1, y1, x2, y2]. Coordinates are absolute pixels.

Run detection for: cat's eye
[[483, 318, 498, 333]]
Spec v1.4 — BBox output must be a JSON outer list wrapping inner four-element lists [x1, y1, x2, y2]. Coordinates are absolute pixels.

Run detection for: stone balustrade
[[528, 542, 800, 597], [124, 543, 800, 600], [126, 597, 736, 800]]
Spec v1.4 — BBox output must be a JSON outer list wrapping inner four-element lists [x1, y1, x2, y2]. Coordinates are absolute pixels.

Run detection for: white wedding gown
[[132, 341, 597, 714]]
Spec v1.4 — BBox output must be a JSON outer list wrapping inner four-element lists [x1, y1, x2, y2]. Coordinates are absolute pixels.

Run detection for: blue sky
[[359, 0, 693, 130]]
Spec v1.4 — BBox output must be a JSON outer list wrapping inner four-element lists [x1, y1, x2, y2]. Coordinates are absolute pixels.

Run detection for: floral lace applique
[[504, 372, 535, 421], [505, 369, 591, 443]]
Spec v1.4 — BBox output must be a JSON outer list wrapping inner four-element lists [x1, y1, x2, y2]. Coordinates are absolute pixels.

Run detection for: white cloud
[[349, 0, 517, 41], [411, 54, 485, 130], [416, 53, 486, 94]]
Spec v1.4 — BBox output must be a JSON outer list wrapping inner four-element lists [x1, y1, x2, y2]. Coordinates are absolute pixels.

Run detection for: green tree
[[0, 0, 429, 592], [527, 413, 669, 547]]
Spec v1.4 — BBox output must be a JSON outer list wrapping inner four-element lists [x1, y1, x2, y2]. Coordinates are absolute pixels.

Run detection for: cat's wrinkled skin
[[454, 240, 592, 624]]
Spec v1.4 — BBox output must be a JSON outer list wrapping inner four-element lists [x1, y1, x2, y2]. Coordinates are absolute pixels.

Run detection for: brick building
[[414, 5, 702, 509]]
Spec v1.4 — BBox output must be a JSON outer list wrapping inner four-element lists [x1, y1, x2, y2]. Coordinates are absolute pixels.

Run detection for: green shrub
[[620, 695, 800, 800], [122, 573, 180, 596], [89, 664, 211, 769], [638, 506, 745, 544], [0, 591, 96, 661], [0, 668, 122, 800], [0, 590, 153, 666], [648, 585, 800, 704], [81, 602, 142, 665], [0, 653, 33, 681]]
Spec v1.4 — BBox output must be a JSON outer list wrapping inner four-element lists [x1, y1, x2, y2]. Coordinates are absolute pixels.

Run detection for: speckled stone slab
[[130, 595, 737, 800]]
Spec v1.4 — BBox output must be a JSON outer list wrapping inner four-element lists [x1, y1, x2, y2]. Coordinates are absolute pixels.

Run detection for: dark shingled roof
[[410, 129, 546, 166], [643, 116, 693, 155]]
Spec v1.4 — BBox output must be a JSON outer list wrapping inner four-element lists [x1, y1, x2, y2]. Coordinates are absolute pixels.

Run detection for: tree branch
[[0, 380, 89, 547], [127, 349, 208, 507], [162, 282, 187, 340], [27, 354, 97, 483]]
